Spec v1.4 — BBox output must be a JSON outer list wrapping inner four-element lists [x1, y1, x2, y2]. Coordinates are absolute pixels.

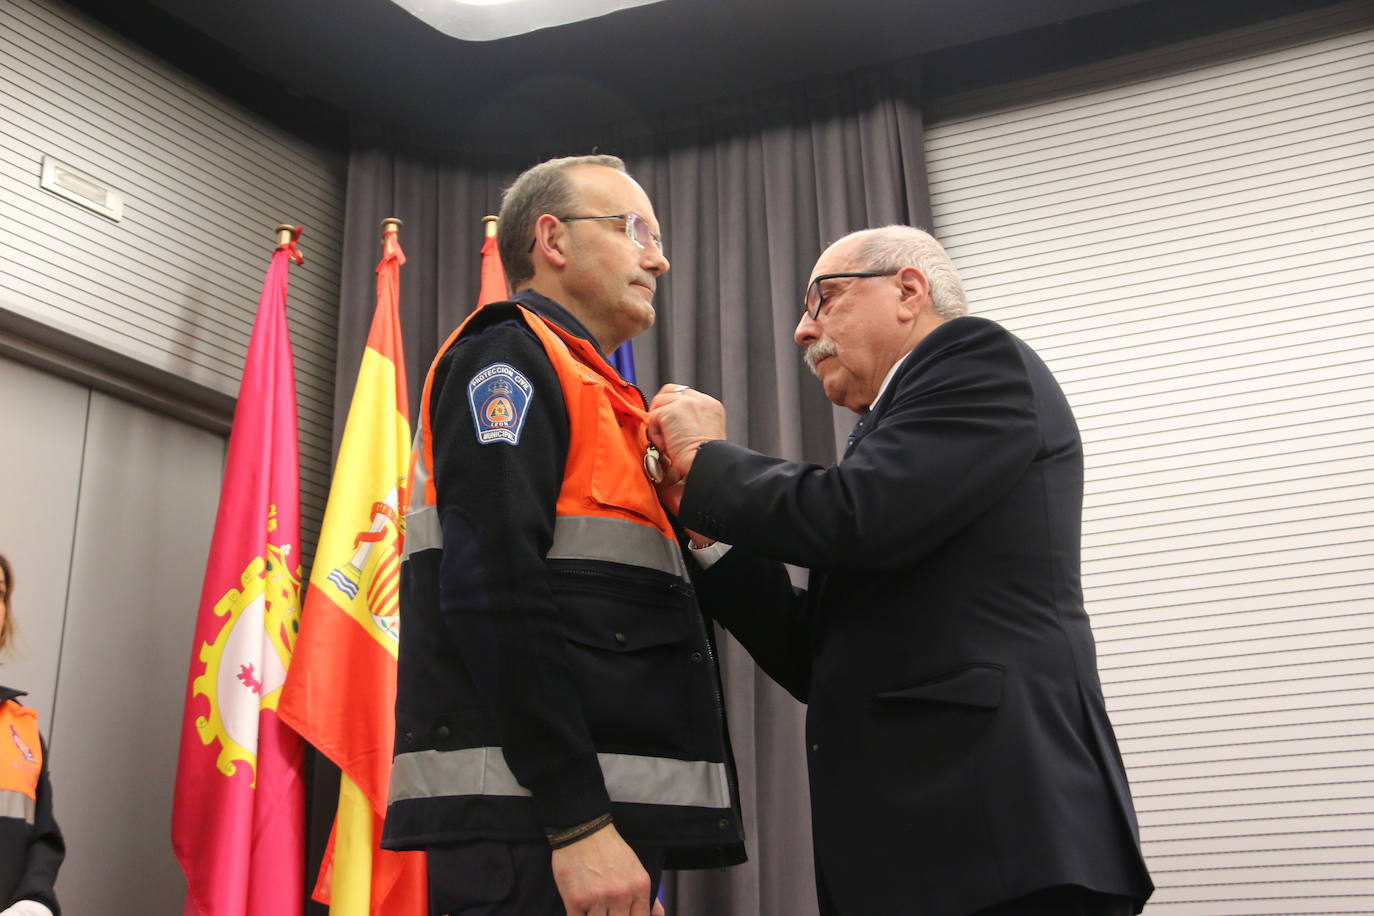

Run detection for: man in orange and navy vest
[[383, 156, 745, 916]]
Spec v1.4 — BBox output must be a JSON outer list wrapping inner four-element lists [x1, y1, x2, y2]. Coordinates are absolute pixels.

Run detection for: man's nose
[[795, 312, 819, 346], [644, 246, 669, 276]]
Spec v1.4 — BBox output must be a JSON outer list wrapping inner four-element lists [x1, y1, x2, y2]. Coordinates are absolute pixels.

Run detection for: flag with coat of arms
[[172, 226, 308, 916]]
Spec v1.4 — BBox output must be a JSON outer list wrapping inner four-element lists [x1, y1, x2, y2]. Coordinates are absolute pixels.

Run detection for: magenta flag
[[172, 230, 307, 916]]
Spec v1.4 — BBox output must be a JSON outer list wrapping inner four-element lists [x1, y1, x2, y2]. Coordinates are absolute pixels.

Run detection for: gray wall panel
[[48, 389, 224, 914], [0, 355, 87, 728]]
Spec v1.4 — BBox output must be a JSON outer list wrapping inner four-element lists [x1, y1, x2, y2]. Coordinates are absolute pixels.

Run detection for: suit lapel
[[842, 324, 960, 459]]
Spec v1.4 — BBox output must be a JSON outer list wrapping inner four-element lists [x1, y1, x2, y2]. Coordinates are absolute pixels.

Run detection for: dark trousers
[[426, 840, 665, 916]]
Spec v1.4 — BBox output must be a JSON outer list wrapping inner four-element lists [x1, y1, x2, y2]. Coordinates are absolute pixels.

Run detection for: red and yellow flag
[[173, 228, 307, 916], [279, 223, 425, 914]]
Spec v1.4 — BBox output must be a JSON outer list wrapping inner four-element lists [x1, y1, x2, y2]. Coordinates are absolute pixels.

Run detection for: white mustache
[[804, 338, 838, 376]]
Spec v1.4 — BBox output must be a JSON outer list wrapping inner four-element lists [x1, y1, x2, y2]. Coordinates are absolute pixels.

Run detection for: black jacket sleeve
[[428, 316, 612, 829], [679, 318, 1040, 571]]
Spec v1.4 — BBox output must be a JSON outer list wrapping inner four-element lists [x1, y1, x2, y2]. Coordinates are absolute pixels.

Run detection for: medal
[[643, 444, 665, 484]]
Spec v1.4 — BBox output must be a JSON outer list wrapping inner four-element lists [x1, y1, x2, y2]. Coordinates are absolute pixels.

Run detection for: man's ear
[[895, 266, 930, 320], [531, 214, 568, 268]]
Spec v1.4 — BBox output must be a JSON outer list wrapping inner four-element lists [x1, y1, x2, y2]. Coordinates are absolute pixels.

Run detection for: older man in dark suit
[[647, 226, 1154, 916]]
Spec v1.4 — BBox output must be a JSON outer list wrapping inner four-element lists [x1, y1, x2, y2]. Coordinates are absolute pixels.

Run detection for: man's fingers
[[649, 382, 695, 412], [627, 886, 653, 916], [645, 412, 671, 456], [650, 382, 684, 409]]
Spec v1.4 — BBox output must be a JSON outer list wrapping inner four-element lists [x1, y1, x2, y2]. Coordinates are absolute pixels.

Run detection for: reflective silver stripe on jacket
[[390, 747, 731, 810], [403, 427, 440, 560], [548, 515, 688, 580], [408, 507, 688, 579], [0, 788, 36, 824], [404, 504, 441, 559]]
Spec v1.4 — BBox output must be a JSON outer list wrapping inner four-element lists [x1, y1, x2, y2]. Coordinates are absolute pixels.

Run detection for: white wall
[[925, 3, 1374, 912]]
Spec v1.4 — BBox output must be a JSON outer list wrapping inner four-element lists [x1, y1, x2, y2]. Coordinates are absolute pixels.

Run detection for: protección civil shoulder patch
[[468, 362, 534, 446]]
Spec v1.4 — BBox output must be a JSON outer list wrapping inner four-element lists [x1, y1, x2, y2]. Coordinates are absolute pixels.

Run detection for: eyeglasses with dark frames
[[528, 212, 664, 253], [803, 271, 897, 321]]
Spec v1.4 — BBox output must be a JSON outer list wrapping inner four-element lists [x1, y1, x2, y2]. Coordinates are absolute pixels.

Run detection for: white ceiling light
[[389, 0, 668, 40]]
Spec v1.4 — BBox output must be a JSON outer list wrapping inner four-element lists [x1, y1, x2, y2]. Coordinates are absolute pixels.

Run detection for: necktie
[[846, 416, 867, 451]]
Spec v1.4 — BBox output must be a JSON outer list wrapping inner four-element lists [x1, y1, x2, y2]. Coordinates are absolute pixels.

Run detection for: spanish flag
[[279, 222, 424, 914]]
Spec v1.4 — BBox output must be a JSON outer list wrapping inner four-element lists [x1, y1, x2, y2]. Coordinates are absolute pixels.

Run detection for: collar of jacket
[[510, 289, 608, 361], [0, 685, 25, 704], [844, 315, 989, 459]]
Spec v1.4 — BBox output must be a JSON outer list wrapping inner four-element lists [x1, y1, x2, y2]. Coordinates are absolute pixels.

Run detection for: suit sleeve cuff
[[681, 439, 756, 540]]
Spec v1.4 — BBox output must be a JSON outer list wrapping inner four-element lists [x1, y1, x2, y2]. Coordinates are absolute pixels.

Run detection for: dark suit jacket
[[681, 316, 1154, 916]]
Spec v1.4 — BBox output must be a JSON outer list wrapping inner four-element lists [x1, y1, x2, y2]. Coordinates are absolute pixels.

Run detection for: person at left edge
[[0, 552, 64, 916], [382, 155, 745, 916]]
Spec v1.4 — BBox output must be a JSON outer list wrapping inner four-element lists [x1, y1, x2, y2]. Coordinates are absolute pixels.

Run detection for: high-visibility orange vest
[[0, 698, 42, 824], [407, 303, 687, 581]]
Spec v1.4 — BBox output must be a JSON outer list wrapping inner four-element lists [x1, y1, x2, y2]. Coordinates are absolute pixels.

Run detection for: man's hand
[[551, 823, 653, 916], [646, 385, 726, 483]]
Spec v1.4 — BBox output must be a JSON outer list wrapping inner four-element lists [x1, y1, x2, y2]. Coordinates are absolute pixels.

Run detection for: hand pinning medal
[[645, 387, 688, 483]]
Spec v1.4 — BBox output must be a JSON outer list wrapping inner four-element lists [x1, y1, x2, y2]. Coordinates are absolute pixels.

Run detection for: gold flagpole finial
[[274, 223, 295, 246], [381, 217, 403, 255], [483, 215, 498, 238]]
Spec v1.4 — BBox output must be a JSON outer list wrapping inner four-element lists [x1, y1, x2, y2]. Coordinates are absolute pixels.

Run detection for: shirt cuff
[[688, 540, 731, 568], [1, 900, 56, 916]]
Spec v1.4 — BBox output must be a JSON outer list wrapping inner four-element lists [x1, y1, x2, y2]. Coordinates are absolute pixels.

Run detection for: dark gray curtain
[[332, 59, 930, 916]]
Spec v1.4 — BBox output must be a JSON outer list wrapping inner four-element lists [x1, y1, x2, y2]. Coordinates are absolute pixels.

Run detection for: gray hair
[[497, 154, 628, 289], [843, 226, 968, 318]]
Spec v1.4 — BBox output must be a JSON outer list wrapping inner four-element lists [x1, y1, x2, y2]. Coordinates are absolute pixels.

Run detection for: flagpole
[[483, 215, 498, 236], [275, 223, 295, 245]]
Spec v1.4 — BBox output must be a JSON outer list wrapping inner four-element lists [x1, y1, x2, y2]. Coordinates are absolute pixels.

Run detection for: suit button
[[811, 743, 820, 751], [614, 632, 628, 646], [690, 652, 703, 663], [436, 725, 451, 739], [717, 818, 730, 830], [403, 732, 413, 743]]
